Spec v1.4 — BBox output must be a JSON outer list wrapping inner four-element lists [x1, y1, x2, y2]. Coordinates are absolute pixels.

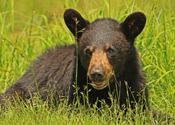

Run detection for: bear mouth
[[91, 80, 109, 90]]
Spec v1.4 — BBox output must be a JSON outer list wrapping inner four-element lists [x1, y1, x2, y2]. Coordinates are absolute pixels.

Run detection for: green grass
[[0, 0, 175, 124]]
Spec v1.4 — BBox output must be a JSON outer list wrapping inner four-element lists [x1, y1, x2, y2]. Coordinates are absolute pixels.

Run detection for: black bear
[[0, 9, 148, 110]]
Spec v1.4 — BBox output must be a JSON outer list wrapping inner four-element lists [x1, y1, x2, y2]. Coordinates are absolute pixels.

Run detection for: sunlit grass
[[0, 0, 175, 124]]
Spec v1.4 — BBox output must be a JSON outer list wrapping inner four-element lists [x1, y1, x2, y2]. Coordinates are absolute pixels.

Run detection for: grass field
[[0, 0, 175, 124]]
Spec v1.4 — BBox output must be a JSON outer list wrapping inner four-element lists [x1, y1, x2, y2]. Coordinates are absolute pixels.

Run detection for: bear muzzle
[[87, 50, 114, 90], [88, 67, 114, 90]]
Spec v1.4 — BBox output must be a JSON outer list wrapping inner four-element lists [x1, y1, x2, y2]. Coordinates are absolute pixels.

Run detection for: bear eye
[[106, 48, 116, 57], [84, 47, 92, 56], [106, 48, 115, 54]]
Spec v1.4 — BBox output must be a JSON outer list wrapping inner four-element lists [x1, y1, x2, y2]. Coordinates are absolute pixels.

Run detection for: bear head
[[64, 9, 146, 90]]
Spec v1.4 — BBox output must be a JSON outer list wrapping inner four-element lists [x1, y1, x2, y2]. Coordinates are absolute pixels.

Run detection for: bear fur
[[0, 9, 148, 110]]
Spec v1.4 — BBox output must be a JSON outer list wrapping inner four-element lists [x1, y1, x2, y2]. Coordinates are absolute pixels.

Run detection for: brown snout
[[88, 49, 113, 83]]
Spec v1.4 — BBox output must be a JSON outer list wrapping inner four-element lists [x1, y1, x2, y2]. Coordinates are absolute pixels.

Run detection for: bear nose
[[90, 67, 104, 82]]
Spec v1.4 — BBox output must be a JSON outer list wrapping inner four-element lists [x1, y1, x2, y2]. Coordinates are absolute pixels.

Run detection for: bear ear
[[64, 9, 90, 40], [120, 12, 146, 41]]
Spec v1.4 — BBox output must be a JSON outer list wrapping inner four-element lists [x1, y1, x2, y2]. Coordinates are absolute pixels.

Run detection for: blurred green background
[[0, 0, 174, 32]]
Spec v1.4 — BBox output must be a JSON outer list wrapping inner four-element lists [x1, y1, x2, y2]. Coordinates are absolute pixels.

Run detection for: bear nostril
[[90, 68, 104, 82]]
